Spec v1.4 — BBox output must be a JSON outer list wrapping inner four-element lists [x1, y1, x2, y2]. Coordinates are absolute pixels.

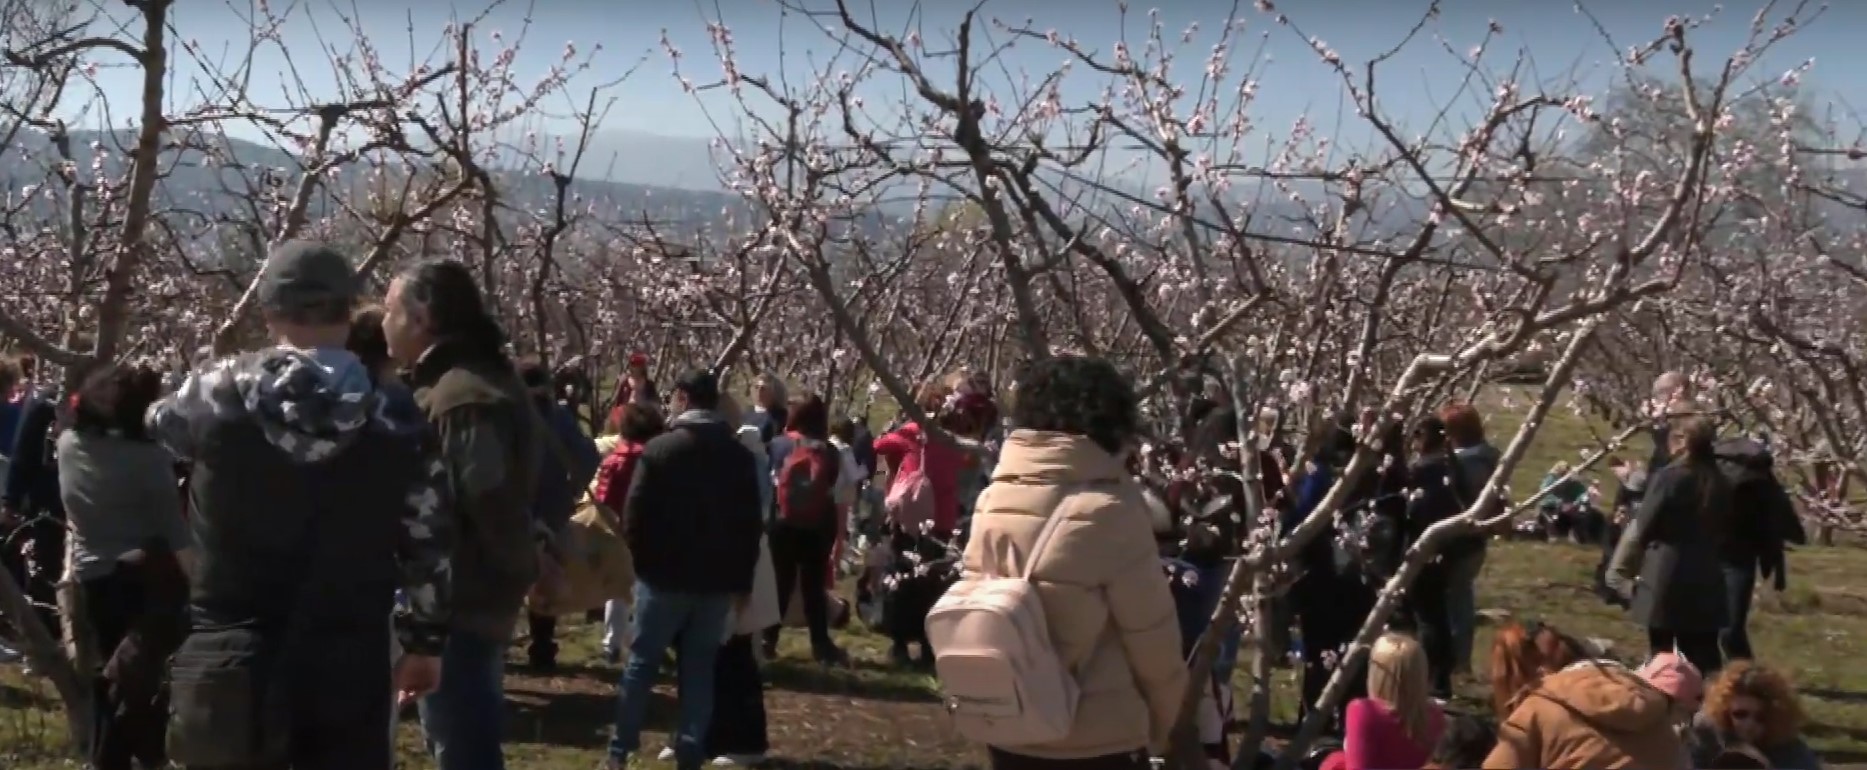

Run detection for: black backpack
[[1714, 438, 1806, 547]]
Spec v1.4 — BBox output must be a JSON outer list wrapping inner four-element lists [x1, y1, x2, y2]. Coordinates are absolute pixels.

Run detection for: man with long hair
[[384, 259, 544, 770]]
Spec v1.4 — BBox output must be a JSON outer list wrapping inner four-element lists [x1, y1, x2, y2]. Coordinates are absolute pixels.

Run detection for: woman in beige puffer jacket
[[961, 356, 1187, 770]]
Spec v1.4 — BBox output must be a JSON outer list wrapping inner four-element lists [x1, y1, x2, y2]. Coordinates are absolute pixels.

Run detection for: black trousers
[[704, 634, 769, 756], [1400, 567, 1455, 699], [988, 747, 1151, 770], [184, 631, 396, 770], [1649, 627, 1723, 678], [1294, 572, 1372, 734], [2, 514, 65, 637], [526, 612, 558, 665], [763, 524, 836, 658], [86, 572, 167, 770]]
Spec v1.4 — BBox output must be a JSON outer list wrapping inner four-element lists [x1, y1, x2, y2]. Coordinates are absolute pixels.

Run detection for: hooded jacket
[[146, 347, 454, 655], [1485, 661, 1690, 770], [622, 409, 763, 594]]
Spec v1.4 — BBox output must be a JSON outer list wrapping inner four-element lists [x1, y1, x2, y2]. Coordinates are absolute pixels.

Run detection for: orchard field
[[5, 0, 1867, 767], [6, 398, 1867, 769]]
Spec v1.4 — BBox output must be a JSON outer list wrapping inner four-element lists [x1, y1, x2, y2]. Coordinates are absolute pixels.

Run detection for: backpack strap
[[1016, 479, 1116, 581]]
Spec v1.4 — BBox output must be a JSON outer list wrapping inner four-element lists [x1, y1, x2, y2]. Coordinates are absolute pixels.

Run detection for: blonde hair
[[1368, 632, 1433, 745]]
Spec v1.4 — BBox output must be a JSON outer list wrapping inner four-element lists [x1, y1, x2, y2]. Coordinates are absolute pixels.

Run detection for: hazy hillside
[[0, 129, 751, 232], [4, 127, 1859, 262]]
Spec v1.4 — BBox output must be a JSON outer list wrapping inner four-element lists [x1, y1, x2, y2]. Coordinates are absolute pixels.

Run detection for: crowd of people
[[0, 238, 1834, 770]]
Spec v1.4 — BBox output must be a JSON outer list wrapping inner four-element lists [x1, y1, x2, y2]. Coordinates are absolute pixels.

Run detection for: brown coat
[[963, 430, 1187, 759], [1485, 661, 1690, 770]]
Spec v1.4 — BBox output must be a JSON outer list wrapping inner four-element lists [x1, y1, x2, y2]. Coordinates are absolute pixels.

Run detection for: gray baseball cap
[[258, 240, 356, 314]]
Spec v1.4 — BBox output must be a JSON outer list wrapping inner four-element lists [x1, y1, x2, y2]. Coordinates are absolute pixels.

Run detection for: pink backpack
[[884, 435, 937, 532], [924, 505, 1079, 747]]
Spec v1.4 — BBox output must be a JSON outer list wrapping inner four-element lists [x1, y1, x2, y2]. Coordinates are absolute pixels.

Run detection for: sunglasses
[[1730, 709, 1759, 721]]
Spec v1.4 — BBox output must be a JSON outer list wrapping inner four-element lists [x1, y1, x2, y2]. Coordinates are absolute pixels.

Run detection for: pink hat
[[1637, 651, 1705, 707]]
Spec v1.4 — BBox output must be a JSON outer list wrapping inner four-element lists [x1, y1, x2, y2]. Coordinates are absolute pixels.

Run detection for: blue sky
[[50, 0, 1867, 176]]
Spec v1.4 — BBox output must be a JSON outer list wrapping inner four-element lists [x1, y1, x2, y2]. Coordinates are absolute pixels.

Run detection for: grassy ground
[[5, 391, 1866, 768], [8, 539, 1867, 769]]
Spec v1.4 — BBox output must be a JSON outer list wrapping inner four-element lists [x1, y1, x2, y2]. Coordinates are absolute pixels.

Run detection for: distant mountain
[[544, 129, 728, 191], [16, 126, 1849, 268], [0, 128, 751, 235]]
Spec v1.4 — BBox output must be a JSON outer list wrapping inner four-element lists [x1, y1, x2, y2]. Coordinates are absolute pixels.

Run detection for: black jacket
[[4, 391, 62, 517], [623, 409, 763, 594], [1714, 438, 1801, 588], [1647, 423, 1672, 474], [1403, 454, 1468, 570]]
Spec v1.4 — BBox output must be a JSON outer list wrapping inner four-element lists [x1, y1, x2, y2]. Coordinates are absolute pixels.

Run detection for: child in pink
[[1320, 697, 1445, 770]]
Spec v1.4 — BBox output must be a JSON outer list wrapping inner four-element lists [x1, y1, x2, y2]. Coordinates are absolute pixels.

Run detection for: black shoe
[[816, 646, 851, 668], [890, 643, 913, 668], [528, 642, 559, 672]]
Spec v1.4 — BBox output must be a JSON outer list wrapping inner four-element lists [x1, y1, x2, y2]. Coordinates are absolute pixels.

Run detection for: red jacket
[[594, 439, 648, 511], [873, 422, 963, 535]]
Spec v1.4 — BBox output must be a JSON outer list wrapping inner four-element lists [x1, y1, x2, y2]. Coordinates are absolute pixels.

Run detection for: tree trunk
[[0, 567, 89, 752]]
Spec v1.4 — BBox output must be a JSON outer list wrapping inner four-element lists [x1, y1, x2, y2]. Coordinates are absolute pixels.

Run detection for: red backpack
[[776, 432, 841, 528]]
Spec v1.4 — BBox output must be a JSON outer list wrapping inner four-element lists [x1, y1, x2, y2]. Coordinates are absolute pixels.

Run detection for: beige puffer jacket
[[962, 430, 1187, 759]]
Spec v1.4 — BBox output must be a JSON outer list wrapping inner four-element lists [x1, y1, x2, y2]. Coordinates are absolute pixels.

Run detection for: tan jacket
[[1485, 661, 1691, 770], [963, 430, 1186, 759]]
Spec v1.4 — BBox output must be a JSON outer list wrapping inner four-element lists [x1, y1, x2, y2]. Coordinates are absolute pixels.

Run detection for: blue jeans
[[1442, 548, 1485, 672], [418, 630, 509, 770], [1189, 561, 1244, 679], [608, 582, 735, 767], [1722, 564, 1756, 661]]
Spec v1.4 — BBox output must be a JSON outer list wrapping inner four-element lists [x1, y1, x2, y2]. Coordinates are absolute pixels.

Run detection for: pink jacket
[[1323, 697, 1443, 770], [873, 422, 963, 534]]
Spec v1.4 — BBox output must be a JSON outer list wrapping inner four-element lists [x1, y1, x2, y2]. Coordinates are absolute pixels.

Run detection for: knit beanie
[[1637, 651, 1705, 707]]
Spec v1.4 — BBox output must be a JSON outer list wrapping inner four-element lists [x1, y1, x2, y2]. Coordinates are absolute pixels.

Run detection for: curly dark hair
[[71, 363, 165, 440], [1009, 355, 1137, 455]]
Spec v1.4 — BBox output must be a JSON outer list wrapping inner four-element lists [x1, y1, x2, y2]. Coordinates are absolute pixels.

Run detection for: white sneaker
[[713, 754, 766, 766], [657, 747, 676, 761], [0, 642, 22, 664]]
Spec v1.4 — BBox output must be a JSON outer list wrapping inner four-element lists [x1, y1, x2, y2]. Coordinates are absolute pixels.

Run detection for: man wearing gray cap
[[146, 240, 456, 770]]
